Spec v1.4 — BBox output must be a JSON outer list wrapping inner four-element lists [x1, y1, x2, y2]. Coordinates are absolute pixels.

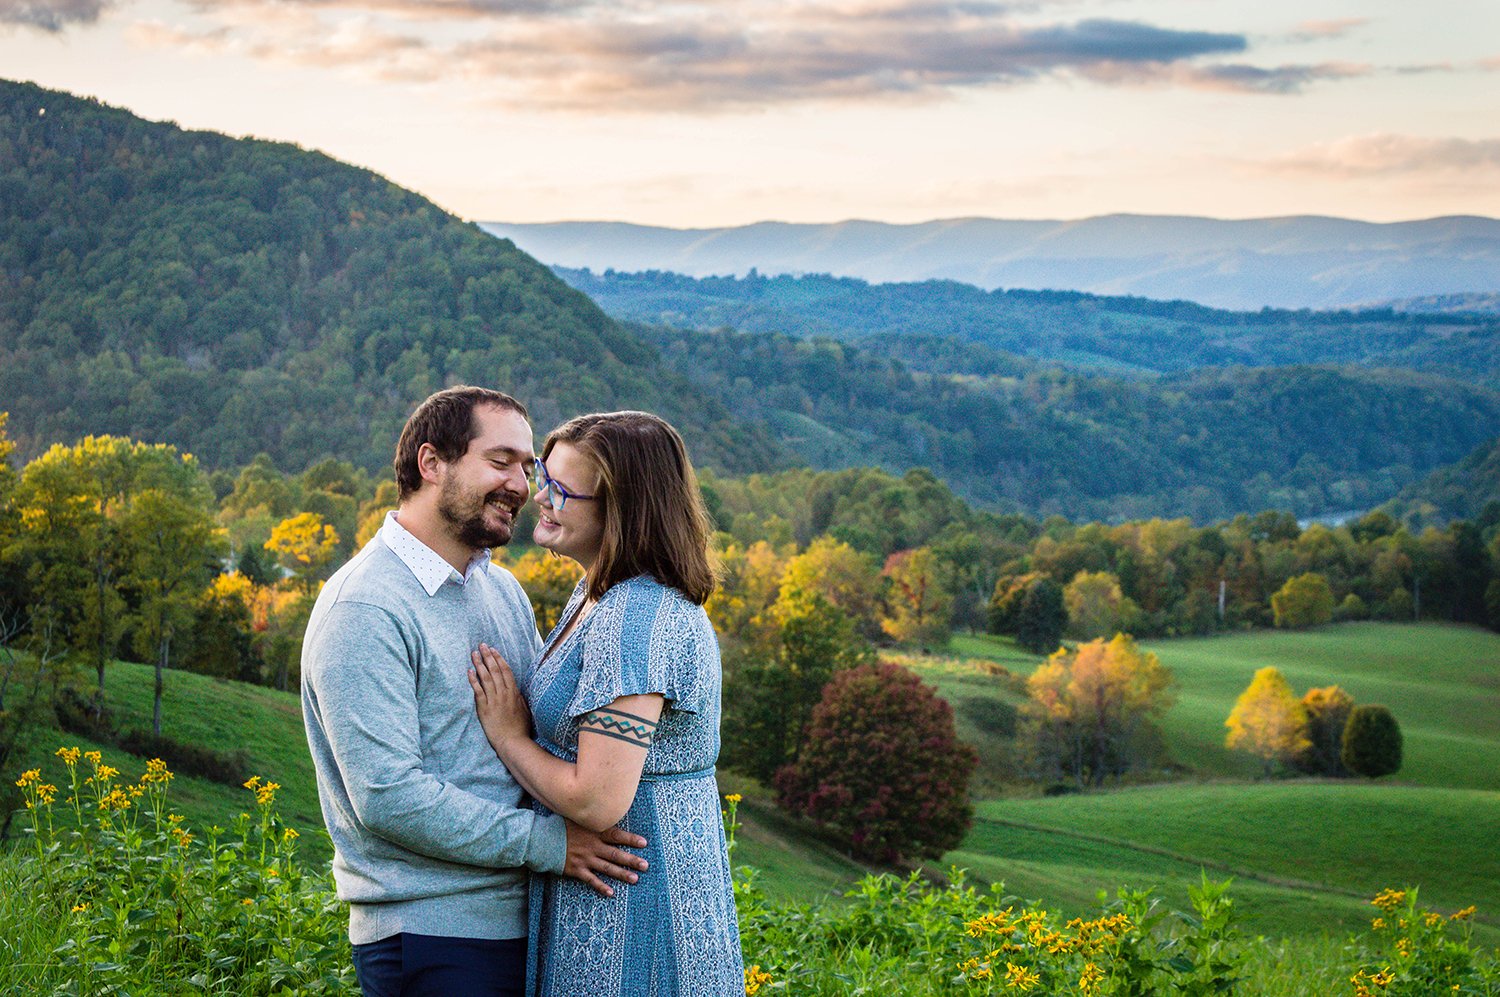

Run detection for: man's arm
[[306, 600, 644, 882]]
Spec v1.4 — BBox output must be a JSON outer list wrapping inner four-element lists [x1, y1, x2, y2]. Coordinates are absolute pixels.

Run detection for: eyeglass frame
[[532, 458, 597, 512]]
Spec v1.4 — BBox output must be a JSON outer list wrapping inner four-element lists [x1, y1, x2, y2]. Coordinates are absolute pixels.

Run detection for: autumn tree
[[704, 540, 789, 647], [778, 536, 881, 638], [1021, 633, 1175, 787], [264, 512, 340, 594], [775, 662, 976, 864], [1294, 684, 1354, 777], [1271, 572, 1336, 628], [181, 572, 261, 682], [1225, 667, 1312, 776], [1342, 705, 1403, 778], [879, 547, 952, 648], [1063, 570, 1140, 640]]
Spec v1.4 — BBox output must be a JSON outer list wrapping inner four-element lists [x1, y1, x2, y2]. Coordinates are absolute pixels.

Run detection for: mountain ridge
[[482, 215, 1500, 311]]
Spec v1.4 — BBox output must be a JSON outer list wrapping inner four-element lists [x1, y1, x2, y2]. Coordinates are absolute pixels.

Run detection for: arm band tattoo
[[579, 708, 658, 748]]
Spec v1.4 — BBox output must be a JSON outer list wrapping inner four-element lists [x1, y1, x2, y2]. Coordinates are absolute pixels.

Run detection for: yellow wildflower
[[1371, 969, 1394, 986], [242, 898, 254, 906], [14, 768, 40, 788], [254, 781, 280, 806], [1003, 962, 1040, 991], [724, 793, 742, 804], [1371, 889, 1407, 913], [141, 758, 173, 784], [1424, 912, 1443, 927], [744, 965, 773, 996], [1450, 906, 1476, 921], [37, 784, 57, 805], [98, 787, 132, 811], [83, 751, 101, 765], [1396, 938, 1412, 958], [243, 776, 261, 791], [1079, 961, 1104, 996], [282, 828, 300, 843], [96, 764, 119, 782], [71, 904, 88, 914], [167, 813, 184, 824], [56, 747, 81, 765], [1372, 917, 1386, 930]]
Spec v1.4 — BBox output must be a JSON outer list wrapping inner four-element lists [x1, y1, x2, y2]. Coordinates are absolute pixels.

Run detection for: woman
[[467, 410, 744, 997]]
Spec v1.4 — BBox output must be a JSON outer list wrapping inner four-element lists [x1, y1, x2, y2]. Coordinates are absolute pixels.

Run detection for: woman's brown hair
[[543, 411, 716, 605]]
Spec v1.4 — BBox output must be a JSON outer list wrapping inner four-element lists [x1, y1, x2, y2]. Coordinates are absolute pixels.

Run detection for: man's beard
[[438, 477, 518, 549]]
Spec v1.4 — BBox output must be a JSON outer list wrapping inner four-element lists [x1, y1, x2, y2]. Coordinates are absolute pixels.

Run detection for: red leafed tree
[[775, 662, 976, 864]]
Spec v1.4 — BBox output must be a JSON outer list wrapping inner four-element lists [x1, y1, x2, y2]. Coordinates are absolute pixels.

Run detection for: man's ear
[[417, 442, 447, 488]]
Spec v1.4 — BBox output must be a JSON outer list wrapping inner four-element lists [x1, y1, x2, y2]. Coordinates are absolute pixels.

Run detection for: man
[[301, 386, 648, 996]]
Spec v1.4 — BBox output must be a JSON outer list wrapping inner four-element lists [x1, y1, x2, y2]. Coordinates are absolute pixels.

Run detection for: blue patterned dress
[[523, 574, 744, 997]]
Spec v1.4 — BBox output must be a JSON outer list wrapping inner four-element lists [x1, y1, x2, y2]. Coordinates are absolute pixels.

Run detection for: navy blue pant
[[352, 932, 527, 997]]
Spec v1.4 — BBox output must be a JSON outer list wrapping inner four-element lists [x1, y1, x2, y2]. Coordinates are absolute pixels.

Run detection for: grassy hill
[[4, 622, 1497, 945]]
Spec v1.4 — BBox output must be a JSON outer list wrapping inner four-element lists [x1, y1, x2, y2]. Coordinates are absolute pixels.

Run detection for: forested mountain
[[483, 216, 1500, 311], [2, 78, 1495, 524], [0, 80, 774, 474], [557, 268, 1500, 386], [1383, 437, 1500, 525], [637, 324, 1500, 521]]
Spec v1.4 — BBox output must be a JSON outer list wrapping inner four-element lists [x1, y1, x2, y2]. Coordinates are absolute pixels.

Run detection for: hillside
[[0, 80, 774, 475], [558, 268, 1500, 384], [481, 215, 1500, 311], [1382, 436, 1500, 524], [639, 323, 1500, 521]]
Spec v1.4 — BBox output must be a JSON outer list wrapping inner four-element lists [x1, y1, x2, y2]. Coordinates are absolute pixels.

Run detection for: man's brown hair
[[394, 386, 528, 500], [542, 411, 715, 605]]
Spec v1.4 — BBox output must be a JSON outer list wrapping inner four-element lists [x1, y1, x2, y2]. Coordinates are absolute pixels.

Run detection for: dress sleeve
[[566, 578, 709, 719]]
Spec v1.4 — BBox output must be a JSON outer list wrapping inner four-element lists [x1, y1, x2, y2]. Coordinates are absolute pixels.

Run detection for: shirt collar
[[380, 510, 491, 597]]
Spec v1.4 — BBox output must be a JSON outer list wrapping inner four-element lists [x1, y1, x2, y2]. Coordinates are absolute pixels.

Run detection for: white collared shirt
[[379, 510, 492, 597]]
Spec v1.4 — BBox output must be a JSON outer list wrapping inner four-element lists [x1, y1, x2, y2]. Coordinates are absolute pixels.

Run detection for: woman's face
[[532, 441, 606, 569]]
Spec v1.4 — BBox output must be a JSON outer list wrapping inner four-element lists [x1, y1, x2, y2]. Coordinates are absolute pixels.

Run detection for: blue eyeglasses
[[532, 459, 597, 512]]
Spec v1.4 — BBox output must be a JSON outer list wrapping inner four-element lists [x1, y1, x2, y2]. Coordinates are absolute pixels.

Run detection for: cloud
[[126, 0, 1382, 111], [1263, 134, 1500, 177], [0, 0, 110, 31], [1287, 18, 1367, 42]]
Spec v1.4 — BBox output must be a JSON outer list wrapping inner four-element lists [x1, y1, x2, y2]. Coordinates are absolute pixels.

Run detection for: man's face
[[434, 405, 534, 551]]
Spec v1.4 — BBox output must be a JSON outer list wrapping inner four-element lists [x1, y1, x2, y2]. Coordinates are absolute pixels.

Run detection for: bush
[[774, 662, 976, 864], [1342, 704, 1403, 778], [1294, 685, 1354, 777], [115, 728, 252, 786]]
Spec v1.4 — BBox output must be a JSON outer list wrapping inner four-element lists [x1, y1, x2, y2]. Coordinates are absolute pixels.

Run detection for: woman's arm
[[469, 643, 664, 833]]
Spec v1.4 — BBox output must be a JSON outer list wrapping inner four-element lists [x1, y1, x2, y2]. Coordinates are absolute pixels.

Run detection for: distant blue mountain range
[[480, 215, 1500, 312]]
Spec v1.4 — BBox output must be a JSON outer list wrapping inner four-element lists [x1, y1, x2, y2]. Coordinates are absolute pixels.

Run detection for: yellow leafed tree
[[264, 512, 339, 593], [505, 549, 586, 635], [1225, 666, 1312, 775]]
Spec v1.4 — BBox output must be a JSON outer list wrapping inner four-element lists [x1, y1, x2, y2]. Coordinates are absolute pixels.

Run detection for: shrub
[[1271, 572, 1335, 628], [1017, 578, 1067, 654], [774, 662, 976, 864], [1342, 704, 1403, 778]]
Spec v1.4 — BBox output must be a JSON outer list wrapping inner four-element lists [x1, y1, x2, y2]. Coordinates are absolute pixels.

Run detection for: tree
[[1016, 578, 1067, 655], [264, 512, 340, 594], [778, 536, 881, 638], [1342, 705, 1403, 778], [775, 662, 976, 864], [1063, 570, 1140, 640], [721, 593, 873, 783], [182, 572, 261, 682], [1294, 685, 1354, 777], [123, 485, 225, 735], [1225, 667, 1311, 776], [1021, 634, 1175, 787], [878, 547, 952, 648], [1271, 572, 1336, 628]]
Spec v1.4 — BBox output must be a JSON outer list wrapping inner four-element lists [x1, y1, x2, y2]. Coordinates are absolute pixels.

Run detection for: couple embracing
[[300, 386, 744, 996]]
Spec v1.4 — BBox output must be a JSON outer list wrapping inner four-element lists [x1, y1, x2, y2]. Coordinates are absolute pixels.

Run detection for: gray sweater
[[301, 527, 564, 944]]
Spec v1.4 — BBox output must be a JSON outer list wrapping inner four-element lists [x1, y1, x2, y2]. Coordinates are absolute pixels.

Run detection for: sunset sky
[[3, 0, 1498, 227]]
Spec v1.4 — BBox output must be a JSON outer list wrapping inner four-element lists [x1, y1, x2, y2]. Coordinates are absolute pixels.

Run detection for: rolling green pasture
[[958, 783, 1500, 942], [1144, 623, 1500, 789]]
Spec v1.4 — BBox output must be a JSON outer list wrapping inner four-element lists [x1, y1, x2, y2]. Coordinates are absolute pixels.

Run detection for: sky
[[3, 0, 1499, 227]]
